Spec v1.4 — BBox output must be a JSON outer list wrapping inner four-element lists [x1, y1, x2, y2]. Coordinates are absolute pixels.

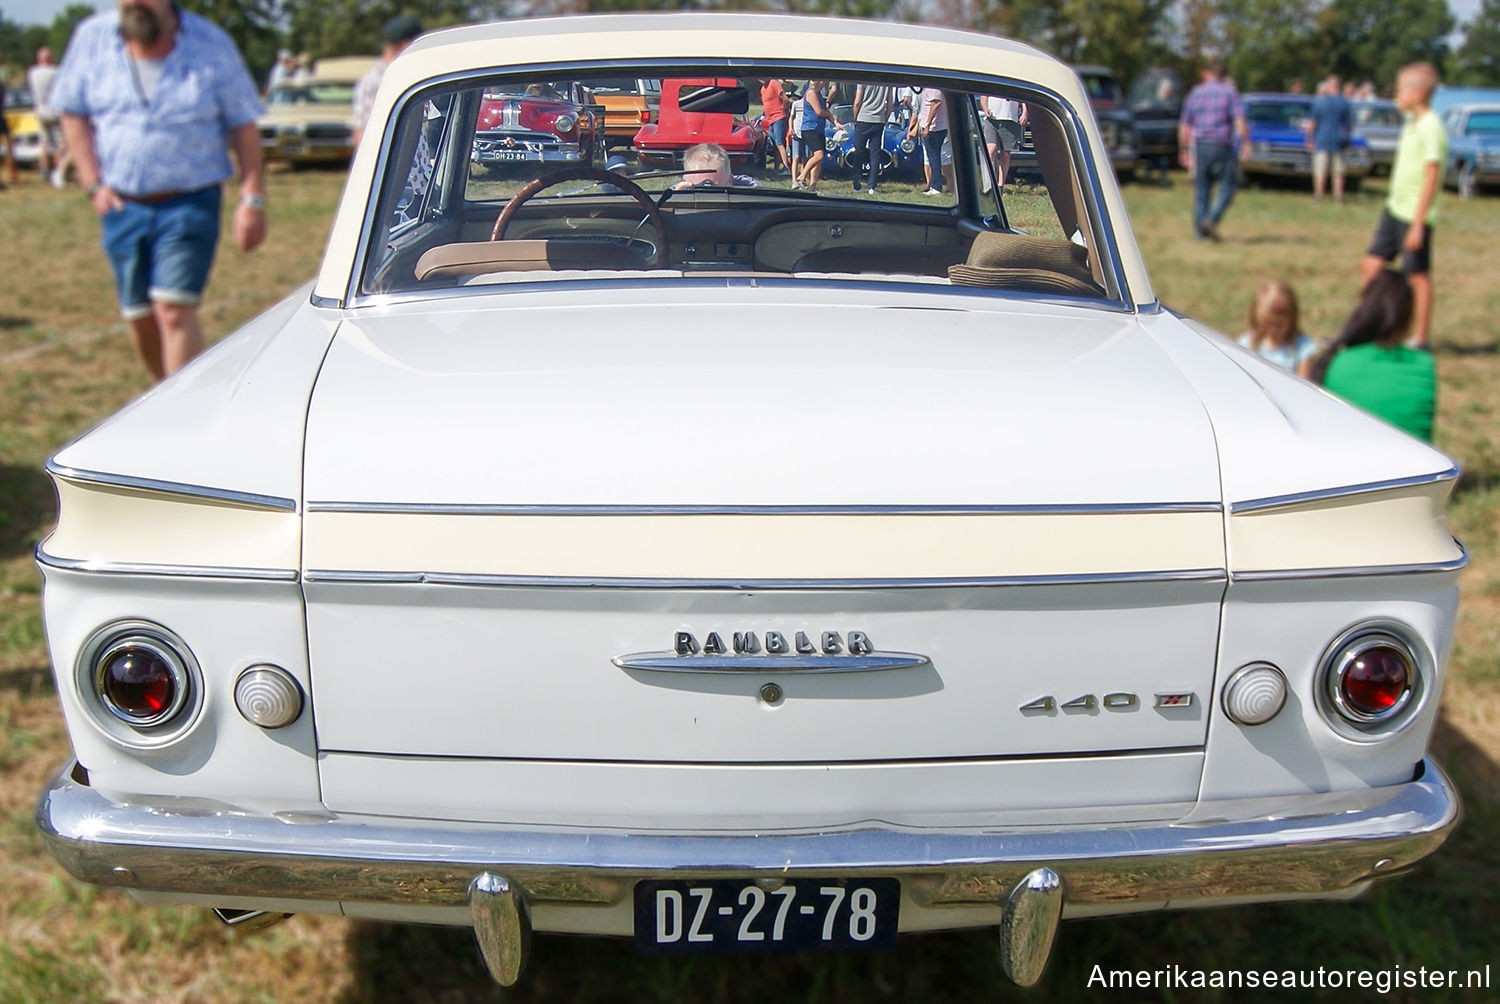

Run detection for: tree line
[[2, 0, 1497, 94]]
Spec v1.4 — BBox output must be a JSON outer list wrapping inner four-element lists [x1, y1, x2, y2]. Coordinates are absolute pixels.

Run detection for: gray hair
[[683, 142, 731, 178]]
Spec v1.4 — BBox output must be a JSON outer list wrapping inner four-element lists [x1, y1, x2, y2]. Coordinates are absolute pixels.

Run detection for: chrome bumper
[[38, 757, 1459, 911], [36, 758, 1459, 987]]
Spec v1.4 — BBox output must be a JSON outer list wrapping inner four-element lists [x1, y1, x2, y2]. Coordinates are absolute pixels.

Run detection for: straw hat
[[948, 231, 1099, 295]]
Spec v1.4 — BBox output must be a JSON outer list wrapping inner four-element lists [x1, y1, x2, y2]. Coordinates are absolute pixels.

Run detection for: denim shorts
[[100, 185, 222, 320]]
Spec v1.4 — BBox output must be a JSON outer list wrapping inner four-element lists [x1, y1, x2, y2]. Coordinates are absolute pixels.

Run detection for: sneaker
[[51, 168, 66, 190], [922, 187, 943, 196]]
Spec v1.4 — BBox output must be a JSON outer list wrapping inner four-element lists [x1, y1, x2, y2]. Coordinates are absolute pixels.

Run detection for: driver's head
[[681, 143, 732, 186]]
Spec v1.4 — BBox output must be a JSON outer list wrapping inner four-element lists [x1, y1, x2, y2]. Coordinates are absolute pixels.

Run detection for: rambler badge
[[614, 630, 930, 674]]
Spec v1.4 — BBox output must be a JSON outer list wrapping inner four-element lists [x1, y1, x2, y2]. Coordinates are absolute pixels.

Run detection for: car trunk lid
[[301, 291, 1224, 785]]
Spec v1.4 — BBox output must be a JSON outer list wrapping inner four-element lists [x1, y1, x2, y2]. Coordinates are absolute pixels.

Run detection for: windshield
[[1466, 111, 1500, 135], [358, 64, 1111, 302], [269, 82, 357, 105], [1077, 73, 1122, 104], [1246, 100, 1311, 128]]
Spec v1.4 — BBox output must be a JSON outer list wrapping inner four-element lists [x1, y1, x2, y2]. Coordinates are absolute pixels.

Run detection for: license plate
[[634, 877, 899, 954], [489, 149, 530, 162]]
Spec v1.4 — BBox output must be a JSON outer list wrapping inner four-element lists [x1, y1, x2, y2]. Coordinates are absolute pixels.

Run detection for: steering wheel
[[490, 165, 669, 268]]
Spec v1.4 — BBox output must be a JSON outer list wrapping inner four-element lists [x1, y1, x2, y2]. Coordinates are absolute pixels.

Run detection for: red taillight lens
[[1339, 643, 1412, 717], [100, 645, 177, 720]]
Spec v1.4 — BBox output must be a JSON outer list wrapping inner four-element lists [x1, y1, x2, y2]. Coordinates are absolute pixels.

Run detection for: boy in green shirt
[[1360, 62, 1446, 349]]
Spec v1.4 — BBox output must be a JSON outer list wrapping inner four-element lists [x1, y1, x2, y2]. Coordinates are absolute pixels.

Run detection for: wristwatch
[[239, 193, 267, 211]]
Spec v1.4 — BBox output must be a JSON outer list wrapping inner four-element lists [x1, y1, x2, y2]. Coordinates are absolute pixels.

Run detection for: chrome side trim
[[45, 460, 297, 512], [614, 651, 931, 674], [1232, 548, 1469, 583], [36, 546, 299, 582], [36, 757, 1459, 914], [1230, 467, 1462, 514], [305, 501, 1223, 516], [301, 568, 1229, 590]]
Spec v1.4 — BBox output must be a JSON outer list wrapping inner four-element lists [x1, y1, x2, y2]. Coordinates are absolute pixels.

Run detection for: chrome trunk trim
[[35, 545, 300, 582], [1231, 546, 1468, 583], [301, 568, 1229, 590], [305, 501, 1224, 515], [45, 460, 298, 512], [1229, 467, 1462, 514]]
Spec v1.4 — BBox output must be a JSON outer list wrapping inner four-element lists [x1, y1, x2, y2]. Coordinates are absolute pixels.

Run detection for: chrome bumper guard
[[37, 758, 1459, 987]]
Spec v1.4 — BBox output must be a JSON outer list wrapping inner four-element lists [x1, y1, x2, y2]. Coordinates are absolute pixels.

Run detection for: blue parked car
[[819, 102, 924, 181], [1241, 93, 1371, 188], [1441, 104, 1500, 198]]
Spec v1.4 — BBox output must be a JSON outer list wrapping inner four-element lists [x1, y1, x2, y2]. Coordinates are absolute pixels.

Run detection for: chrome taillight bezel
[[1316, 621, 1428, 743], [75, 620, 203, 749]]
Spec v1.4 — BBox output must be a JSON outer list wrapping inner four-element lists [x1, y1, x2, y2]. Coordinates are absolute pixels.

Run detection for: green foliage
[[183, 0, 284, 82], [1455, 0, 1500, 85], [0, 4, 91, 79], [1323, 0, 1455, 92], [277, 1, 510, 63]]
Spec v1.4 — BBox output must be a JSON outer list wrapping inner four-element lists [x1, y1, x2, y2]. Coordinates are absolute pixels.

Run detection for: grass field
[[1, 163, 1497, 1002]]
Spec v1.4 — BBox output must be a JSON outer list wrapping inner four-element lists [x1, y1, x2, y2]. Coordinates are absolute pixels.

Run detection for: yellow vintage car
[[258, 57, 375, 164], [3, 86, 44, 166]]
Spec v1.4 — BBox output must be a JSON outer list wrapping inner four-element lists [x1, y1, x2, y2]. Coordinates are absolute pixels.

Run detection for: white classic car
[[36, 14, 1462, 989]]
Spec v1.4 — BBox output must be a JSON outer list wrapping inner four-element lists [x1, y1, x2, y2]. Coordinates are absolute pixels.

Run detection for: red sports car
[[632, 77, 766, 167]]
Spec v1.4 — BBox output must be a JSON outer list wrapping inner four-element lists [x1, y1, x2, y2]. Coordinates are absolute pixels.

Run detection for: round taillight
[[77, 622, 201, 748], [98, 644, 180, 722], [1318, 625, 1425, 741], [1334, 640, 1414, 721]]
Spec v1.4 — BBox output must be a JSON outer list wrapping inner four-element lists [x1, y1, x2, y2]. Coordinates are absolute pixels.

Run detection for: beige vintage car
[[258, 56, 375, 164]]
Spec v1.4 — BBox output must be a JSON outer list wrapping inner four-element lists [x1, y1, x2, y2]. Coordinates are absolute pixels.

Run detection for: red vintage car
[[473, 81, 603, 167], [632, 77, 766, 168]]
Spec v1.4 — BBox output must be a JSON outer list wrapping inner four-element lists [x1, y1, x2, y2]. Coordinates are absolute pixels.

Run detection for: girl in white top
[[1237, 279, 1320, 379]]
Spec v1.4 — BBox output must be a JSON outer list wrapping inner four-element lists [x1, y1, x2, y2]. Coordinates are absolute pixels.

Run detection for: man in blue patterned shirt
[[53, 0, 266, 381], [1176, 61, 1249, 242]]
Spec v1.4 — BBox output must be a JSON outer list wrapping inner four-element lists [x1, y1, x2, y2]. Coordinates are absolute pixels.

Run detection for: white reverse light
[[234, 666, 303, 729], [1222, 663, 1288, 726]]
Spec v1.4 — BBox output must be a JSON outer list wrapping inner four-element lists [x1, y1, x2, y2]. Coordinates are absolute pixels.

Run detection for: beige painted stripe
[[303, 511, 1224, 579], [47, 480, 301, 572], [1229, 483, 1461, 573]]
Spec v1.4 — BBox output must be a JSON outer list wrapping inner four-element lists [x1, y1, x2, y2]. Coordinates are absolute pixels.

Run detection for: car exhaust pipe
[[211, 908, 293, 934]]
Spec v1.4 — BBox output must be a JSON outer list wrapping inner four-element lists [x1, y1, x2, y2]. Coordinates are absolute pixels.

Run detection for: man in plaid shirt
[[1177, 61, 1249, 241]]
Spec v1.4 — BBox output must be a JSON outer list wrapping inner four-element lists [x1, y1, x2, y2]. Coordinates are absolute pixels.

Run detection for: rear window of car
[[1246, 100, 1311, 127], [356, 65, 1114, 303]]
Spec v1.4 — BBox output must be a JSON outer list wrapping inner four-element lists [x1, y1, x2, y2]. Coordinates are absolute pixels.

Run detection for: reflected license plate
[[634, 877, 899, 954]]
